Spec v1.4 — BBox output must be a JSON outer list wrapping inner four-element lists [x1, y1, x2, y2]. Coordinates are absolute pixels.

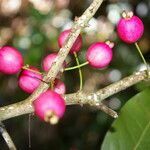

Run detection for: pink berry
[[42, 53, 66, 72], [58, 29, 82, 54], [86, 42, 113, 68], [54, 79, 66, 95], [33, 90, 66, 124], [117, 11, 144, 43], [0, 46, 23, 74], [18, 66, 42, 94]]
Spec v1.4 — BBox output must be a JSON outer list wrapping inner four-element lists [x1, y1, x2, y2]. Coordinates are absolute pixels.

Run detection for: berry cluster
[[0, 11, 145, 124]]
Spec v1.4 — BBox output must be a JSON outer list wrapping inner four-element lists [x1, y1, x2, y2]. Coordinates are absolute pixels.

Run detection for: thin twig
[[0, 122, 16, 150], [0, 70, 149, 121], [94, 104, 118, 118]]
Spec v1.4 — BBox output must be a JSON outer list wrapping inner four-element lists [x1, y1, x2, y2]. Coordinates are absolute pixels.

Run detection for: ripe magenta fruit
[[58, 29, 82, 54], [33, 90, 66, 124], [54, 79, 66, 95], [86, 42, 113, 68], [18, 66, 42, 94], [0, 46, 23, 74], [117, 11, 144, 43], [42, 53, 66, 72]]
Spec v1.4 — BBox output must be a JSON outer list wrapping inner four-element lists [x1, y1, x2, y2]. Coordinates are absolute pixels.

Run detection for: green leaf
[[102, 87, 150, 150]]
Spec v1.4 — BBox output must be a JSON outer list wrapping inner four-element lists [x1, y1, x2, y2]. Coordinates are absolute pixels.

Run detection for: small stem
[[22, 66, 44, 75], [22, 65, 51, 85], [73, 52, 83, 90], [65, 61, 89, 71], [135, 42, 149, 78], [0, 122, 16, 150]]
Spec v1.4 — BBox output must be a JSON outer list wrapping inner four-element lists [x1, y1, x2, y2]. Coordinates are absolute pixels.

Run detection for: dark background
[[0, 0, 150, 149]]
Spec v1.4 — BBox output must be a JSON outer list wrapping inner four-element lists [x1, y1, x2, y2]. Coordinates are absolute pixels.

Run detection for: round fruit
[[18, 66, 42, 94], [58, 29, 82, 54], [86, 42, 113, 68], [42, 53, 66, 72], [0, 46, 23, 74], [54, 79, 66, 95], [117, 11, 144, 43], [33, 90, 66, 124]]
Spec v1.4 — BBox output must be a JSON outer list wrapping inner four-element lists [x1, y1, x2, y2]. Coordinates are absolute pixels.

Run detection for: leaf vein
[[133, 120, 150, 150]]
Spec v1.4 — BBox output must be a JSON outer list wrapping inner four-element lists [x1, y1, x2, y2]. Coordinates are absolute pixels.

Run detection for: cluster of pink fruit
[[0, 11, 144, 124]]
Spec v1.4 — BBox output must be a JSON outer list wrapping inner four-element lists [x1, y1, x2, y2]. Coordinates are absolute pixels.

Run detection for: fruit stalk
[[65, 62, 89, 71], [74, 52, 83, 90], [135, 42, 149, 78]]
